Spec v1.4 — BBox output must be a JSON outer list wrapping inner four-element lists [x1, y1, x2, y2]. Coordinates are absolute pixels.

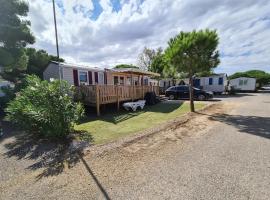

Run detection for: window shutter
[[88, 71, 92, 85], [94, 72, 98, 84], [104, 72, 107, 84], [218, 77, 223, 85], [73, 69, 79, 86]]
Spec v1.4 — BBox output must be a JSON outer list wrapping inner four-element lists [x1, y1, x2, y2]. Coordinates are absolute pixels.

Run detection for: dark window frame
[[209, 78, 213, 85], [218, 77, 223, 85]]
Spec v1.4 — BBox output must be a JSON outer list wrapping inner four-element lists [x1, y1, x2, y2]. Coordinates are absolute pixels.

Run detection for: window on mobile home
[[209, 78, 213, 85], [79, 71, 88, 85], [239, 80, 244, 86], [120, 77, 124, 85], [126, 77, 132, 85], [114, 76, 118, 85], [218, 77, 223, 85]]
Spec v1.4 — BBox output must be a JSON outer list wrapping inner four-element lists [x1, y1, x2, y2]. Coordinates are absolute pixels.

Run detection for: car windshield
[[167, 87, 176, 91]]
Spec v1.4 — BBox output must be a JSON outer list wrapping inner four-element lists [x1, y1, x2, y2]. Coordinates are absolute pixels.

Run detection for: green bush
[[5, 75, 84, 138]]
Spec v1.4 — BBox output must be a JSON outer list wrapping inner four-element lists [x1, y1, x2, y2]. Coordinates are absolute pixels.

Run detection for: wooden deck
[[75, 85, 159, 115]]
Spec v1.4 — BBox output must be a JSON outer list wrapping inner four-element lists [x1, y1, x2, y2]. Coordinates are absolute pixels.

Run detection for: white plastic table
[[123, 100, 146, 111]]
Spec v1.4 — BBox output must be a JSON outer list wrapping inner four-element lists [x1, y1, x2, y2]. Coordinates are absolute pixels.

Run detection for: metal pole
[[52, 0, 62, 83], [52, 0, 59, 59]]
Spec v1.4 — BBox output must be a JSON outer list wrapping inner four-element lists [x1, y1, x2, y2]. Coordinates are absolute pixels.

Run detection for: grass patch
[[75, 101, 205, 144]]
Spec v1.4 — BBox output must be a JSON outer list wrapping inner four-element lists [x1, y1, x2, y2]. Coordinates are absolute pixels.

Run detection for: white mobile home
[[230, 77, 256, 91], [43, 62, 161, 115], [0, 81, 11, 97], [43, 61, 159, 86], [193, 73, 228, 94], [159, 79, 188, 93], [158, 74, 228, 94], [43, 61, 105, 86]]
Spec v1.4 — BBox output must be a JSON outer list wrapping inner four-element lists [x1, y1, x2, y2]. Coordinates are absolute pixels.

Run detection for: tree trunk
[[189, 76, 195, 112]]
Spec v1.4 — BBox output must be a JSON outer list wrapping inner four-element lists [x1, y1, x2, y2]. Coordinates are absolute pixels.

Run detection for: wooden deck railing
[[74, 85, 159, 115]]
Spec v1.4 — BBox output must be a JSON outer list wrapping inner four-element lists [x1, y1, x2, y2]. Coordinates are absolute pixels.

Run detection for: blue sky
[[29, 0, 270, 75]]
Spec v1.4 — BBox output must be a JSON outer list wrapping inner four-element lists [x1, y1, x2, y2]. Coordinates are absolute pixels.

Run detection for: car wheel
[[198, 94, 206, 101], [169, 95, 175, 100]]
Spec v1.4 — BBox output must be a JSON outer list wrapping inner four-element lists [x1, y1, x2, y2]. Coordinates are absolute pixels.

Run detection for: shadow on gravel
[[199, 113, 270, 139], [1, 122, 93, 180], [78, 153, 111, 200], [3, 132, 79, 179], [214, 93, 256, 99]]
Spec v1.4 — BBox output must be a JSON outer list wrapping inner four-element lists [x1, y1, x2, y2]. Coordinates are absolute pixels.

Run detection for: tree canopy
[[149, 48, 168, 77], [229, 70, 270, 87], [137, 47, 160, 71], [165, 29, 220, 111], [114, 64, 139, 69], [1, 48, 64, 82], [26, 48, 64, 78], [0, 0, 35, 82]]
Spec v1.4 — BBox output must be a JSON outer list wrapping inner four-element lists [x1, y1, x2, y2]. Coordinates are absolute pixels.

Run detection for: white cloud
[[28, 0, 270, 74]]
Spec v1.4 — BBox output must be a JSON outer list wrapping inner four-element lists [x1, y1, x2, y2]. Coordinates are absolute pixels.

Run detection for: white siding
[[43, 62, 107, 85], [230, 77, 256, 91], [62, 67, 74, 85], [200, 75, 227, 93], [43, 63, 60, 81]]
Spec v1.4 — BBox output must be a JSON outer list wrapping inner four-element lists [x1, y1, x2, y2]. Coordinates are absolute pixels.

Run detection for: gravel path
[[1, 93, 270, 200]]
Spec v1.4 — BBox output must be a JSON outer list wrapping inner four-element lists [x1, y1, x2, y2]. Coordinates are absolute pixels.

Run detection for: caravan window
[[244, 80, 248, 85], [119, 77, 124, 85], [239, 80, 244, 86], [209, 78, 213, 85], [218, 77, 223, 85], [114, 76, 119, 85], [98, 72, 104, 84], [126, 77, 132, 85], [79, 71, 88, 85]]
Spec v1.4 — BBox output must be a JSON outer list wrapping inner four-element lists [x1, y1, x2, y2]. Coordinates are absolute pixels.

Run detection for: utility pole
[[52, 0, 62, 83], [52, 0, 59, 59]]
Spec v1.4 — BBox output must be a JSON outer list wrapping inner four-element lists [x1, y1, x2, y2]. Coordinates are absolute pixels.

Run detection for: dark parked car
[[165, 85, 213, 100]]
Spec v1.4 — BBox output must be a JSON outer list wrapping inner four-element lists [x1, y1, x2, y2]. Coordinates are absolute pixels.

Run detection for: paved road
[[1, 93, 270, 199]]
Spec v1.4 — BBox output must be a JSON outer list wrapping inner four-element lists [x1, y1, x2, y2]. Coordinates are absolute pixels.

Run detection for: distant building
[[193, 73, 228, 94], [0, 81, 11, 97], [159, 74, 228, 94], [229, 77, 256, 91]]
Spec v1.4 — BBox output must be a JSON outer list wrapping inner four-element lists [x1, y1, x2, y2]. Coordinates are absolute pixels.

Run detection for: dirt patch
[[122, 103, 228, 153], [84, 101, 236, 157]]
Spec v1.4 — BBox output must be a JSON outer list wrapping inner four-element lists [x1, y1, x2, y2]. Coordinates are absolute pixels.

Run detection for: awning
[[106, 68, 160, 77]]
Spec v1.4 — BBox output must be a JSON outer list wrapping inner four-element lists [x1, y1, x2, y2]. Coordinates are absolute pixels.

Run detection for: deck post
[[116, 85, 120, 111], [131, 73, 134, 101], [96, 85, 100, 116], [158, 80, 160, 95], [142, 75, 144, 99]]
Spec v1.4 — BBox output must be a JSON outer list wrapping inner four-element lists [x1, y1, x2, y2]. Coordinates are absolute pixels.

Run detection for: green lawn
[[75, 101, 205, 144]]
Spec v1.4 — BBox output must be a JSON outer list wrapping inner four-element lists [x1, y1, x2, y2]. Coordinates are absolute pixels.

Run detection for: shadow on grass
[[196, 112, 270, 139], [80, 101, 183, 125]]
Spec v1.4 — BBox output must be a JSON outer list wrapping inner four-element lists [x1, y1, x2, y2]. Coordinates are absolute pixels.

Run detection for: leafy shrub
[[5, 75, 84, 138]]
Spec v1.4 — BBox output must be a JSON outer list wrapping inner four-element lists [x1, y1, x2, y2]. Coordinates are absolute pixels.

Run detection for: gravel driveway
[[1, 93, 270, 200]]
